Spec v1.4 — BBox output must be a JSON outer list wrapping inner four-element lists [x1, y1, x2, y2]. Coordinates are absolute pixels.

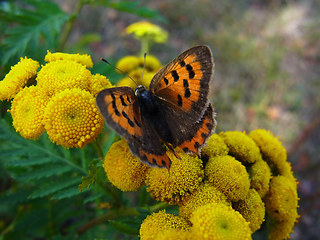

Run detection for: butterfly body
[[97, 46, 216, 169]]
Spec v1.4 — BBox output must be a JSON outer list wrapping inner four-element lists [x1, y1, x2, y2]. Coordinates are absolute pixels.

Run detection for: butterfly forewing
[[96, 87, 143, 140], [150, 46, 214, 122]]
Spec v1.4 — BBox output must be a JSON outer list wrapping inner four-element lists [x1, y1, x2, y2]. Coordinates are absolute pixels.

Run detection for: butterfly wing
[[149, 46, 215, 153], [96, 87, 171, 168]]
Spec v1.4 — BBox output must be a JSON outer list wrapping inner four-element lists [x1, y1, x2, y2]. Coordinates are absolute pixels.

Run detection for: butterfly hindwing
[[150, 46, 214, 122]]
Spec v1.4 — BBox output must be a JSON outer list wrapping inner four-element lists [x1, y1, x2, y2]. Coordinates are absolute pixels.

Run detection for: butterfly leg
[[163, 142, 181, 160]]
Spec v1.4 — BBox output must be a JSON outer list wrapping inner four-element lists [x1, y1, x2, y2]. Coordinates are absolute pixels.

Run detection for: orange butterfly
[[96, 46, 215, 169]]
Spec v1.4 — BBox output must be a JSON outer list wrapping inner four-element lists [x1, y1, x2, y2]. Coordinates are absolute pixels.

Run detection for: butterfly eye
[[135, 85, 145, 95]]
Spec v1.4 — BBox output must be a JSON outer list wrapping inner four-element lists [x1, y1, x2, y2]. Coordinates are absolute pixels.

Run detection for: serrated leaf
[[0, 189, 33, 206], [51, 185, 84, 200], [84, 192, 104, 204], [28, 176, 82, 199], [4, 157, 55, 167], [0, 0, 70, 65], [13, 164, 72, 181], [78, 165, 98, 192]]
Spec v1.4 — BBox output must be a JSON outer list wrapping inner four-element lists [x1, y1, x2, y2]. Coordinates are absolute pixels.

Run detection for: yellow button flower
[[44, 50, 93, 68], [154, 229, 193, 240], [43, 88, 104, 148], [249, 129, 298, 187], [139, 210, 190, 240], [265, 175, 299, 221], [0, 57, 39, 101], [200, 133, 229, 158], [233, 189, 265, 233], [116, 55, 140, 73], [126, 21, 168, 44], [248, 159, 271, 198], [219, 131, 262, 164], [88, 73, 113, 97], [145, 148, 204, 205], [205, 155, 250, 202], [9, 86, 47, 139], [139, 55, 162, 72], [190, 203, 252, 240], [36, 60, 92, 97], [179, 182, 230, 220], [103, 139, 150, 191]]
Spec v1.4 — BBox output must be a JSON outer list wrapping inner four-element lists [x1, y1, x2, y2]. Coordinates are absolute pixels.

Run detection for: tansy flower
[[9, 86, 47, 139], [43, 88, 104, 148], [117, 76, 137, 89], [249, 129, 298, 187], [205, 155, 250, 202], [265, 175, 299, 221], [0, 57, 39, 101], [44, 50, 93, 68], [219, 131, 262, 164], [139, 210, 191, 240], [200, 133, 229, 158], [179, 182, 230, 220], [190, 203, 252, 240], [103, 138, 150, 191], [145, 148, 204, 205], [154, 229, 193, 240], [116, 55, 140, 73], [233, 188, 265, 233], [139, 55, 162, 72], [267, 209, 299, 240], [126, 21, 168, 44], [88, 73, 113, 97], [247, 159, 271, 198], [36, 60, 92, 97]]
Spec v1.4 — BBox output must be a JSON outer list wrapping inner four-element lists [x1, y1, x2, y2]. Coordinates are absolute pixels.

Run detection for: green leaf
[[28, 176, 82, 199], [51, 185, 84, 200], [0, 0, 70, 65], [13, 164, 73, 181], [4, 157, 55, 167], [79, 164, 99, 192], [0, 189, 33, 206]]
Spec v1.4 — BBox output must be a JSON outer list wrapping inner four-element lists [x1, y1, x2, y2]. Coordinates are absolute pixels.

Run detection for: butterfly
[[96, 46, 216, 169]]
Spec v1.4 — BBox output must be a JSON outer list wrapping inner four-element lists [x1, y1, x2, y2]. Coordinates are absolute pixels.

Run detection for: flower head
[[201, 133, 229, 158], [139, 210, 190, 240], [233, 189, 265, 233], [219, 131, 262, 164], [44, 50, 93, 68], [88, 73, 113, 97], [9, 86, 47, 139], [126, 21, 168, 44], [103, 139, 150, 191], [116, 55, 141, 73], [0, 57, 39, 100], [140, 55, 162, 72], [145, 148, 204, 204], [205, 155, 250, 202], [265, 175, 299, 221], [179, 182, 230, 220], [190, 203, 252, 240], [248, 159, 271, 198], [36, 60, 91, 97], [43, 88, 104, 148]]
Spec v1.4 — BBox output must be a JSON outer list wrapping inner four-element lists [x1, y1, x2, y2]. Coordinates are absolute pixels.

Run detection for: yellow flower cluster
[[103, 129, 299, 239], [2, 51, 112, 148], [126, 21, 168, 44], [116, 54, 162, 89]]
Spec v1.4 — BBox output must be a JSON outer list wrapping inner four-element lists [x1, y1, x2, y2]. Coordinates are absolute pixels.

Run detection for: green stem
[[57, 0, 85, 51], [77, 207, 139, 235], [92, 141, 104, 160]]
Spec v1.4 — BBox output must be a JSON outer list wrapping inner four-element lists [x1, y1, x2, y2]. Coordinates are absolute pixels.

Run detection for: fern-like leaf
[[0, 0, 70, 65]]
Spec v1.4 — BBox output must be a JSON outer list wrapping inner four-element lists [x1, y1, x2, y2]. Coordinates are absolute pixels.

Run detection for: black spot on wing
[[186, 64, 195, 79], [163, 77, 169, 85], [171, 70, 179, 82], [122, 111, 135, 127], [134, 118, 142, 128], [111, 93, 120, 116], [180, 60, 186, 67], [120, 95, 127, 106], [183, 79, 191, 98]]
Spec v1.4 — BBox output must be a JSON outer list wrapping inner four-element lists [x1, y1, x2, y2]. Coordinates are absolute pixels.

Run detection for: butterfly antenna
[[140, 53, 147, 85], [100, 58, 138, 86]]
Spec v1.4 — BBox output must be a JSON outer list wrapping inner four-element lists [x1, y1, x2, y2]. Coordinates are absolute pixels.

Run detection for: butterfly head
[[135, 85, 146, 96]]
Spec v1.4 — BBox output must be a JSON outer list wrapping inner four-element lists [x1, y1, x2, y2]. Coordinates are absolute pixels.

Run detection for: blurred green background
[[1, 0, 319, 239]]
